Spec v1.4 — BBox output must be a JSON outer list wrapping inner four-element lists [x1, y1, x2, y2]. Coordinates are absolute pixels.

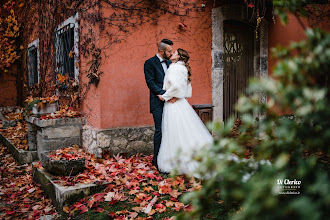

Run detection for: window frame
[[27, 39, 40, 86], [53, 12, 79, 83]]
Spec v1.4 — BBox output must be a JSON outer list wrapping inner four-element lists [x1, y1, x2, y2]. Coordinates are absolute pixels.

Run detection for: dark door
[[223, 20, 254, 121]]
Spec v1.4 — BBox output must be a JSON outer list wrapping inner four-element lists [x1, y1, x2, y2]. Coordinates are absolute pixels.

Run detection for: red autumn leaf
[[107, 211, 116, 218], [6, 210, 16, 215], [155, 176, 163, 181], [169, 189, 182, 198], [96, 207, 105, 213], [128, 211, 138, 219], [159, 184, 172, 194], [165, 200, 175, 207], [143, 186, 154, 193], [145, 172, 156, 179], [152, 191, 160, 196], [129, 189, 139, 195], [173, 202, 185, 211], [185, 204, 194, 212], [155, 203, 166, 213], [87, 193, 105, 208], [126, 179, 139, 188], [79, 204, 88, 213]]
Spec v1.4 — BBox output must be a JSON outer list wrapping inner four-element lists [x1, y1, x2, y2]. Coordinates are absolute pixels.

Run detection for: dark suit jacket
[[144, 55, 171, 113]]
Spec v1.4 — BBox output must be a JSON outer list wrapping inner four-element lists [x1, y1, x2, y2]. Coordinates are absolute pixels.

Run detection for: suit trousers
[[151, 105, 163, 167]]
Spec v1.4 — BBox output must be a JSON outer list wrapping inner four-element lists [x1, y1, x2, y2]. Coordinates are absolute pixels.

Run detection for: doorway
[[223, 20, 254, 121]]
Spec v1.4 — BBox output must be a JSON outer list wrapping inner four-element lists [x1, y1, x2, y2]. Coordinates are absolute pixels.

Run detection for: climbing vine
[[0, 0, 21, 74], [3, 0, 327, 108], [11, 0, 208, 109]]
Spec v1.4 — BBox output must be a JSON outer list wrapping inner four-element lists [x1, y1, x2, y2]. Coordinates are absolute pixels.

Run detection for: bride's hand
[[157, 95, 165, 101], [168, 97, 178, 103]]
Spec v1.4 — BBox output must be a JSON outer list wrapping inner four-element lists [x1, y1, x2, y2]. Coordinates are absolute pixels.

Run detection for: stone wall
[[83, 125, 154, 157]]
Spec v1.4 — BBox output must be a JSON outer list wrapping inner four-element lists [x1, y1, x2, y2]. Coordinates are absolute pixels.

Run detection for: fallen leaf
[[143, 196, 157, 214], [28, 188, 35, 193], [173, 202, 185, 211], [143, 186, 154, 193], [104, 192, 115, 202], [63, 206, 70, 213], [79, 204, 88, 213], [165, 200, 175, 207], [169, 189, 182, 198], [155, 203, 166, 213]]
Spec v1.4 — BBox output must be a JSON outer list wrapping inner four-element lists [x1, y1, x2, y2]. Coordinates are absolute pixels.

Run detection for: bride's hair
[[177, 48, 191, 82]]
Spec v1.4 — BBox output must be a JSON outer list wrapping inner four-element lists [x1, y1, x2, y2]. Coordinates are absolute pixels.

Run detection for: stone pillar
[[27, 116, 85, 159], [27, 122, 37, 150]]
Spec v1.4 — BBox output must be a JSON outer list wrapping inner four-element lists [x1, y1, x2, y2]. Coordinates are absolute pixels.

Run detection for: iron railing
[[53, 23, 75, 80]]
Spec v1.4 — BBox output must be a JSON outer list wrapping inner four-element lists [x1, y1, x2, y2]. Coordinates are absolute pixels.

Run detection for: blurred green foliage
[[179, 0, 330, 219]]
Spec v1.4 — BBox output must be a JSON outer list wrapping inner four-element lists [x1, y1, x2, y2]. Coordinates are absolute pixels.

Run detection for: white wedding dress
[[157, 61, 213, 175]]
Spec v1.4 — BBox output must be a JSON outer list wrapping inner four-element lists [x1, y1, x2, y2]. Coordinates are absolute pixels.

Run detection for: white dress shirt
[[156, 53, 168, 73]]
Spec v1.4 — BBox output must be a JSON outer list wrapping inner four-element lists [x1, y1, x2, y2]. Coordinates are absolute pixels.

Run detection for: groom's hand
[[157, 95, 165, 101], [168, 97, 178, 103]]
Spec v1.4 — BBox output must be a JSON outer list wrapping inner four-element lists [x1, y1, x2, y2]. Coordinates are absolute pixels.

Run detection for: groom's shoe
[[152, 162, 159, 170], [159, 170, 170, 175]]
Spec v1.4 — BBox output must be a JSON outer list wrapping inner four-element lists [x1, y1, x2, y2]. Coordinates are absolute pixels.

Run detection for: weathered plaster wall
[[268, 13, 330, 76], [82, 3, 213, 129]]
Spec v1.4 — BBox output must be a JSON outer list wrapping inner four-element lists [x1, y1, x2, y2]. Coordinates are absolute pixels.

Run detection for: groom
[[144, 39, 176, 169]]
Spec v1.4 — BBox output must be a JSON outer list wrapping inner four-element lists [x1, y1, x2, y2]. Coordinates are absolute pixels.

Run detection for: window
[[54, 13, 79, 82], [28, 39, 40, 86]]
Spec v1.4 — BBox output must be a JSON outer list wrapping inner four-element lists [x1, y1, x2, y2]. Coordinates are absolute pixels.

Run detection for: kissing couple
[[144, 39, 213, 175]]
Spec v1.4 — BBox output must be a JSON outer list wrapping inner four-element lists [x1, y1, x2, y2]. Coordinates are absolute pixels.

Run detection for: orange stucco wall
[[84, 7, 330, 129], [267, 13, 329, 115], [82, 5, 213, 129], [2, 2, 329, 128], [268, 13, 330, 76]]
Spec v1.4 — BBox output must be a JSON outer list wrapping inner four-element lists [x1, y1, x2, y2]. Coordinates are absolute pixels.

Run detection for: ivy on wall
[[2, 0, 210, 109], [0, 0, 21, 73], [6, 0, 327, 108]]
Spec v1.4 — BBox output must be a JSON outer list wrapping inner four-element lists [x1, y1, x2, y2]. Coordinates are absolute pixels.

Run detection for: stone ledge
[[27, 116, 85, 128], [33, 167, 109, 210], [83, 125, 154, 157], [2, 119, 17, 128], [0, 132, 39, 164]]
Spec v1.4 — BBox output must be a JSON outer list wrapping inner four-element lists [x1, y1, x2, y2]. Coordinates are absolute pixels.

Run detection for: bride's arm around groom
[[161, 61, 192, 102]]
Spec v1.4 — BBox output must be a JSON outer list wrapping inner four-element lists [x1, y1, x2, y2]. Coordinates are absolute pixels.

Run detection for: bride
[[157, 48, 213, 175]]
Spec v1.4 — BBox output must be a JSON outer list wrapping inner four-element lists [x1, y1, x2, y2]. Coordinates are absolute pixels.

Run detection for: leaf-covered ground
[[0, 143, 57, 219], [0, 113, 229, 219], [35, 147, 203, 219], [0, 121, 29, 150], [0, 140, 213, 220]]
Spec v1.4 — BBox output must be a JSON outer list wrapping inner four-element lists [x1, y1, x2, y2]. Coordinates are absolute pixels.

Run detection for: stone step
[[33, 167, 109, 211], [0, 132, 38, 164]]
